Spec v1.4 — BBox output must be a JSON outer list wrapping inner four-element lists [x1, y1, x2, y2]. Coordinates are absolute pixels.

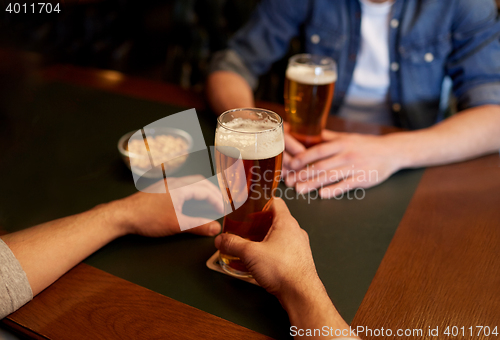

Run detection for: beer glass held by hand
[[215, 108, 284, 277], [284, 54, 337, 148]]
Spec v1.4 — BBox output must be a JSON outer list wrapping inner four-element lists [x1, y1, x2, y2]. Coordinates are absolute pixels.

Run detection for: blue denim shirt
[[211, 0, 500, 129]]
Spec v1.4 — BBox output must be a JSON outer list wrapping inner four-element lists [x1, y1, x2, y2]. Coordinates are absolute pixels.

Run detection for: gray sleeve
[[0, 238, 33, 319], [208, 49, 259, 90]]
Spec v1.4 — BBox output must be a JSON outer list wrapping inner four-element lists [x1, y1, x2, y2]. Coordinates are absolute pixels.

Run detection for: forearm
[[206, 71, 254, 115], [281, 278, 359, 339], [389, 105, 500, 169], [0, 201, 127, 295]]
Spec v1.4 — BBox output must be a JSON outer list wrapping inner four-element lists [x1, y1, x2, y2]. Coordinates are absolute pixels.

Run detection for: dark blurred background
[[0, 0, 304, 104], [1, 0, 499, 105]]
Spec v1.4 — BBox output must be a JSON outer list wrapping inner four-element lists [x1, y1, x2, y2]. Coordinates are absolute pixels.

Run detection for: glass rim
[[288, 53, 336, 69], [217, 107, 283, 134]]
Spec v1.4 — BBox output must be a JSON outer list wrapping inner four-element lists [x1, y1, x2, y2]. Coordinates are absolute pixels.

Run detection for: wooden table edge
[[4, 263, 273, 340], [351, 153, 500, 337], [2, 319, 49, 340]]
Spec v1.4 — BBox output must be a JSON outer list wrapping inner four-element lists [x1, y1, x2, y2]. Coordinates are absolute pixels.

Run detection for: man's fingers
[[215, 233, 253, 258], [271, 197, 291, 216], [321, 129, 344, 141], [285, 154, 349, 186], [289, 141, 344, 170], [271, 197, 294, 226], [282, 152, 294, 181], [199, 181, 225, 213], [283, 151, 292, 168], [179, 180, 225, 214], [266, 198, 300, 236], [281, 164, 292, 181], [285, 132, 306, 156], [294, 165, 355, 193]]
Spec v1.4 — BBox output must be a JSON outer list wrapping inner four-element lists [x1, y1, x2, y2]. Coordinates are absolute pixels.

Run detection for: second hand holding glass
[[215, 108, 284, 278]]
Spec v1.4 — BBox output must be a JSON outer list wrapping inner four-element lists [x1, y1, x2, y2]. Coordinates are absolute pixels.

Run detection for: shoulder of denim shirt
[[450, 0, 499, 36], [450, 0, 500, 109], [218, 0, 313, 84]]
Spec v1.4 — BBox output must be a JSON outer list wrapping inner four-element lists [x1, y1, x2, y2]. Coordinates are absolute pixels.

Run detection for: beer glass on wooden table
[[284, 54, 337, 148], [215, 108, 284, 277]]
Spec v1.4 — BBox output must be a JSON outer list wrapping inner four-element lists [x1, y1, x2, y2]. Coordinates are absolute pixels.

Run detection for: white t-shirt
[[338, 0, 394, 125]]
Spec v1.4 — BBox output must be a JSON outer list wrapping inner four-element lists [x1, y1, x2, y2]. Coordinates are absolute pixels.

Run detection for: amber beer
[[284, 54, 337, 147], [215, 108, 284, 277]]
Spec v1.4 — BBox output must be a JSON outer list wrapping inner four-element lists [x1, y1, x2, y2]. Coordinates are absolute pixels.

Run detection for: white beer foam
[[286, 65, 337, 85], [216, 118, 284, 160]]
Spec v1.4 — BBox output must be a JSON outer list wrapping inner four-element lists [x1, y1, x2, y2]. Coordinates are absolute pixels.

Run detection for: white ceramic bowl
[[118, 127, 193, 178]]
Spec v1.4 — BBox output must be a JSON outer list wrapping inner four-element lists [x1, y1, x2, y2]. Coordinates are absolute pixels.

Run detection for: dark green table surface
[[0, 81, 423, 340]]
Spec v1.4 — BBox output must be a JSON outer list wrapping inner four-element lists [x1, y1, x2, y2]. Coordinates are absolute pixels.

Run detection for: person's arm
[[1, 176, 222, 298], [206, 71, 254, 115], [390, 105, 500, 168], [215, 198, 360, 339], [1, 203, 127, 297], [206, 0, 308, 114]]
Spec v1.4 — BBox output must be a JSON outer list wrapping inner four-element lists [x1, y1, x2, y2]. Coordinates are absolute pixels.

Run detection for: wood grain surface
[[352, 154, 500, 339], [6, 264, 272, 340]]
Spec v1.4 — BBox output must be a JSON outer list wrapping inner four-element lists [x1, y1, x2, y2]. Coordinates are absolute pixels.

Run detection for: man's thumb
[[215, 233, 252, 258]]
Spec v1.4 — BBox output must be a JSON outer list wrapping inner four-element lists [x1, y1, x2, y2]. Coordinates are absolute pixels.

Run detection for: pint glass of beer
[[215, 108, 284, 277], [284, 54, 337, 147]]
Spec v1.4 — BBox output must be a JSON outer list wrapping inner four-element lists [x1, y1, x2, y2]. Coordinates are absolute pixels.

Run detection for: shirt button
[[390, 19, 399, 28], [392, 103, 401, 112], [424, 52, 434, 62], [311, 34, 320, 44], [391, 62, 399, 72]]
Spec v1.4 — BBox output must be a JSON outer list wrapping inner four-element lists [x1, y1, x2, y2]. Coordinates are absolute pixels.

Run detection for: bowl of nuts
[[118, 127, 193, 178]]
